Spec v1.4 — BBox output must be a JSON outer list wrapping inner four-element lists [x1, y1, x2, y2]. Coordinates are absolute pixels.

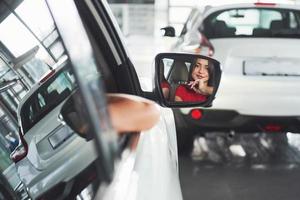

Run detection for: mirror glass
[[156, 54, 221, 106]]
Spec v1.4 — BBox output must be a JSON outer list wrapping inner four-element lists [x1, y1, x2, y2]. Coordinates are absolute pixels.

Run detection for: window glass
[[0, 14, 39, 57], [289, 12, 298, 28], [260, 9, 282, 28], [1, 92, 18, 111], [23, 58, 51, 82], [163, 58, 174, 77], [0, 143, 12, 171], [21, 64, 76, 133], [15, 0, 55, 40], [15, 0, 66, 62], [205, 8, 300, 38], [0, 14, 53, 81]]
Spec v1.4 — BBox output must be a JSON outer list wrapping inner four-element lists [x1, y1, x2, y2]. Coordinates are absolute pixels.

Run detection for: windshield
[[203, 8, 300, 39], [20, 63, 76, 133]]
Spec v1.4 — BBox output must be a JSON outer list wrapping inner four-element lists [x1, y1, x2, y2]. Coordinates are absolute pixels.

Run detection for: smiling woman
[[175, 57, 214, 102], [156, 53, 220, 106]]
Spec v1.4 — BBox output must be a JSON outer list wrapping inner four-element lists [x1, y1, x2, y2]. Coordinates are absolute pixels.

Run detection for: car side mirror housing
[[155, 53, 221, 107], [160, 26, 176, 37], [60, 90, 92, 140]]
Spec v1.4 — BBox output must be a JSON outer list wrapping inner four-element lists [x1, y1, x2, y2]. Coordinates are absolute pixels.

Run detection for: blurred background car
[[162, 3, 300, 151], [12, 58, 98, 199]]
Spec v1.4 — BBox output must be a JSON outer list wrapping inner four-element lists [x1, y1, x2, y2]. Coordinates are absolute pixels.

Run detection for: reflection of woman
[[175, 58, 214, 102]]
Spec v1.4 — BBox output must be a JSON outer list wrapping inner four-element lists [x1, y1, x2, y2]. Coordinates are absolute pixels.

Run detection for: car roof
[[187, 3, 300, 33], [17, 56, 69, 116], [203, 3, 300, 18]]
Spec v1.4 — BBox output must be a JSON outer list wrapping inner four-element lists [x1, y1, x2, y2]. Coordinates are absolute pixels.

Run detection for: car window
[[204, 8, 300, 38], [180, 9, 200, 36], [20, 64, 76, 133]]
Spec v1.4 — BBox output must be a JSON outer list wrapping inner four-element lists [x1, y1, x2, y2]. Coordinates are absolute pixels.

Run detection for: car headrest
[[270, 20, 284, 30], [215, 20, 227, 28], [252, 28, 271, 37], [46, 90, 59, 103], [213, 20, 236, 37], [168, 61, 188, 83]]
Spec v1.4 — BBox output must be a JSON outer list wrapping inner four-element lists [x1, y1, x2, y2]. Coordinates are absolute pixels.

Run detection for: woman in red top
[[175, 58, 214, 102]]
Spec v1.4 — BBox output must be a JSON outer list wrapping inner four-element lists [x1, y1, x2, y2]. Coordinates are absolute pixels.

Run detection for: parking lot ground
[[179, 133, 300, 200]]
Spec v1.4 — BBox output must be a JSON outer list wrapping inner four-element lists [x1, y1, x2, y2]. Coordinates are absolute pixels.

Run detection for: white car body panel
[[17, 140, 97, 198], [209, 38, 300, 116], [101, 107, 182, 200], [15, 64, 98, 199], [3, 164, 21, 190], [16, 104, 98, 199]]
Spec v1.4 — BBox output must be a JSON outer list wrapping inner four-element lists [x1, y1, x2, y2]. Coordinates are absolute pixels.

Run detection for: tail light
[[190, 109, 203, 120], [199, 33, 214, 57], [10, 128, 28, 163], [39, 69, 56, 84], [262, 124, 283, 132], [254, 2, 276, 7]]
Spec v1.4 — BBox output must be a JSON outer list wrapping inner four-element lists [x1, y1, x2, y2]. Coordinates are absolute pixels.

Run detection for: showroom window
[[0, 0, 67, 85]]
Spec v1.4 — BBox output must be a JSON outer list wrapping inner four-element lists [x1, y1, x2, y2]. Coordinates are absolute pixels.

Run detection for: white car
[[4, 0, 223, 199], [163, 3, 300, 151], [12, 58, 98, 199]]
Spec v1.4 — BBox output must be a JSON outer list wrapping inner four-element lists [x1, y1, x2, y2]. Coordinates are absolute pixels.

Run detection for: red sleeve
[[175, 85, 186, 100]]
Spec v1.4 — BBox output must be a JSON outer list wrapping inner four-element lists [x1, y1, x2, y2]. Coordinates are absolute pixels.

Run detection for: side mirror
[[155, 53, 221, 107], [60, 90, 92, 140], [160, 26, 176, 37]]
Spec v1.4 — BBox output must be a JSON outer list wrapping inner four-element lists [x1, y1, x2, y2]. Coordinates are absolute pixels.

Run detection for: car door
[[47, 0, 182, 199]]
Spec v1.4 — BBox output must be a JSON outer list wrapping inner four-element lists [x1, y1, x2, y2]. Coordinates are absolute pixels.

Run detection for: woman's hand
[[188, 77, 212, 95]]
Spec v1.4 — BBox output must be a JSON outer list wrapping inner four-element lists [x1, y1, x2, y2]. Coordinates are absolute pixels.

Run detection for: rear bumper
[[16, 137, 97, 199], [36, 162, 98, 200], [174, 109, 300, 133]]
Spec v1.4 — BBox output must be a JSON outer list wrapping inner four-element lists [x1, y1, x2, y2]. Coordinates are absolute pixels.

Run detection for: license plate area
[[49, 125, 74, 149], [243, 58, 300, 76]]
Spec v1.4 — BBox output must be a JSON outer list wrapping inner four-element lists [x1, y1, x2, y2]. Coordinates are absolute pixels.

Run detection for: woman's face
[[191, 58, 209, 81]]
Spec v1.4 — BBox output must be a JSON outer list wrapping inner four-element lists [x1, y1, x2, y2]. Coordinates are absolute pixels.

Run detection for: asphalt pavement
[[179, 133, 300, 200]]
